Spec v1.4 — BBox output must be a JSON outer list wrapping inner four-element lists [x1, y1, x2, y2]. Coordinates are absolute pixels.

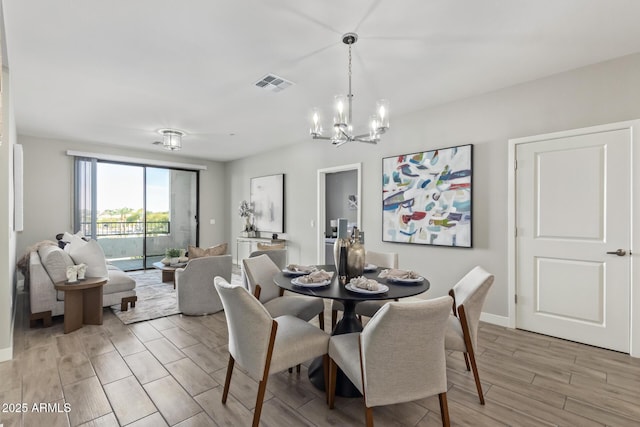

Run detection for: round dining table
[[274, 264, 430, 397]]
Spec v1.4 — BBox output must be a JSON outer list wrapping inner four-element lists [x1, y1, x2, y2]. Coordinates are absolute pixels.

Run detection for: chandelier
[[310, 32, 389, 147], [158, 129, 184, 151]]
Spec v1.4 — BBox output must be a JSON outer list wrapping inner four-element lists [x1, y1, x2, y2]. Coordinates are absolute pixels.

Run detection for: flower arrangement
[[165, 248, 181, 258], [239, 200, 256, 232]]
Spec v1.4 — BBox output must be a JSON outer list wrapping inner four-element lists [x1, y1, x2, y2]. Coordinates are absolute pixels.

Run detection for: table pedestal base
[[308, 300, 363, 397]]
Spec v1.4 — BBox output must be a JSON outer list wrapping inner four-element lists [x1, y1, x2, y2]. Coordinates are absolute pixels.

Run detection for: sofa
[[28, 244, 137, 327]]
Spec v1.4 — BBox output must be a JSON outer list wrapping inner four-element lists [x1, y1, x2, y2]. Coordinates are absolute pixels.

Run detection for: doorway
[[508, 120, 640, 356], [317, 163, 362, 264]]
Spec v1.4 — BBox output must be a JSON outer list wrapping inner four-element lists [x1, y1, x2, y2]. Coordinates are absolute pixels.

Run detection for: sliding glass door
[[144, 167, 197, 268], [75, 158, 198, 271]]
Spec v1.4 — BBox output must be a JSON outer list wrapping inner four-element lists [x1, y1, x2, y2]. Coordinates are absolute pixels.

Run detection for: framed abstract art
[[250, 173, 285, 233], [382, 144, 472, 247]]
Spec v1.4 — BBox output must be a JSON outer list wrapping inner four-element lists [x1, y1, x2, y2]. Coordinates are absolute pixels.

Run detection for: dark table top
[[273, 264, 430, 302]]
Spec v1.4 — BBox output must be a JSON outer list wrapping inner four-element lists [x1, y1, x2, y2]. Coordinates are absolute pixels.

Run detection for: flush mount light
[[158, 129, 185, 151]]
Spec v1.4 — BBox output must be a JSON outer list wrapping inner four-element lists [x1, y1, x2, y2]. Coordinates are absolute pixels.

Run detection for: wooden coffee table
[[152, 261, 187, 288], [54, 277, 107, 334]]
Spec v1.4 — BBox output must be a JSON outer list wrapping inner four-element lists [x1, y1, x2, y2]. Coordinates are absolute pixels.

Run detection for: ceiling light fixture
[[158, 129, 184, 151], [310, 32, 389, 147]]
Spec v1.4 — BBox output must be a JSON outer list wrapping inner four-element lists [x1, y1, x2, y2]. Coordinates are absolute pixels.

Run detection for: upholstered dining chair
[[331, 250, 399, 329], [445, 265, 494, 404], [241, 249, 287, 290], [243, 254, 325, 330], [175, 255, 232, 315], [328, 296, 453, 427], [213, 277, 330, 427]]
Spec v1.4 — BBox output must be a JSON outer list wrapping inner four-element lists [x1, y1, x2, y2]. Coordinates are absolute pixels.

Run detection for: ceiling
[[4, 0, 640, 162]]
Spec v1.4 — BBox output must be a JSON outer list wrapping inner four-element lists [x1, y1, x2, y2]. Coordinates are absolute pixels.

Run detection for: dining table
[[273, 264, 430, 397]]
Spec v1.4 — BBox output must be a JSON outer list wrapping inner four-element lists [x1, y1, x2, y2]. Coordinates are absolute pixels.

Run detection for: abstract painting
[[251, 174, 285, 233], [382, 144, 472, 247]]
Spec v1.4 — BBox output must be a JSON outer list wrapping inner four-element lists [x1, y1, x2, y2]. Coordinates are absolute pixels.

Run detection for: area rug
[[110, 269, 243, 325]]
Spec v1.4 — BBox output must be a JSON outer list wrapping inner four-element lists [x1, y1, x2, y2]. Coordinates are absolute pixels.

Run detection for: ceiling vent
[[255, 74, 294, 92]]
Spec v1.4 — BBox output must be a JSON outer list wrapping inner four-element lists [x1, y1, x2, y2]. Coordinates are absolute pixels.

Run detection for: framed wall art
[[250, 173, 285, 233], [382, 144, 472, 247]]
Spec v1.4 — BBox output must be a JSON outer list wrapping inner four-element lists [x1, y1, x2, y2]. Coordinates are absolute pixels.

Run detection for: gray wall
[[226, 52, 640, 319], [16, 136, 229, 258]]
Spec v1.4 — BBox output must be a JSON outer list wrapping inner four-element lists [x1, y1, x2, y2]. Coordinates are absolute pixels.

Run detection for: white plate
[[363, 264, 377, 272], [345, 283, 389, 294], [282, 268, 312, 276], [291, 277, 331, 288], [386, 276, 424, 284]]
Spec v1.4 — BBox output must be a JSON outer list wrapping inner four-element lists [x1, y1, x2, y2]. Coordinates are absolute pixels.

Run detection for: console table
[[54, 277, 107, 334], [236, 236, 287, 266]]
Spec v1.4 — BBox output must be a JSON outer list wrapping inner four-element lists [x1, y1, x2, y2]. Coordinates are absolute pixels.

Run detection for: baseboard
[[480, 312, 510, 327], [0, 344, 12, 362]]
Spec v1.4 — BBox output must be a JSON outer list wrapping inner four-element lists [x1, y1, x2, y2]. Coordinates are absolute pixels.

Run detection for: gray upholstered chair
[[328, 296, 453, 426], [445, 266, 494, 405], [175, 255, 232, 315], [331, 250, 399, 329], [213, 277, 329, 427], [243, 254, 325, 331], [241, 249, 287, 290]]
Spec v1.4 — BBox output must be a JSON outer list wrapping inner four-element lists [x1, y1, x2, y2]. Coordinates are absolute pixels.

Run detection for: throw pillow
[[188, 243, 228, 259], [38, 245, 75, 283], [68, 239, 109, 278], [257, 242, 285, 250]]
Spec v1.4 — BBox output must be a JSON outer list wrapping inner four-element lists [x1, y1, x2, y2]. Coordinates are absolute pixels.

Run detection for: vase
[[346, 229, 365, 280]]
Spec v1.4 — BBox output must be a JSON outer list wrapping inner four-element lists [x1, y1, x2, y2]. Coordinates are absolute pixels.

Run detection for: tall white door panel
[[516, 128, 631, 352]]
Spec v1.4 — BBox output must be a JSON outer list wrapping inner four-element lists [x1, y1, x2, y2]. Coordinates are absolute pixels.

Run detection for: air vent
[[254, 74, 294, 92]]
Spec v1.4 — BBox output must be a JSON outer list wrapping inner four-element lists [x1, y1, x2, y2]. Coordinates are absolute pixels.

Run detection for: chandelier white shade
[[310, 32, 389, 147], [158, 129, 185, 151]]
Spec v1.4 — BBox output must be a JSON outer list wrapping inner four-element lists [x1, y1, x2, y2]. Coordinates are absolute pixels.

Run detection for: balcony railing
[[81, 221, 170, 237]]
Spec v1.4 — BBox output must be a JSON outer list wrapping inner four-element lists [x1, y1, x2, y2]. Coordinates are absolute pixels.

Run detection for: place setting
[[282, 263, 318, 276], [345, 276, 389, 295], [290, 268, 334, 288], [378, 268, 425, 285]]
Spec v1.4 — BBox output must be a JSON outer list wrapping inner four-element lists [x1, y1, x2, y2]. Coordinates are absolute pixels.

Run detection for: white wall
[[226, 52, 640, 319], [15, 136, 228, 258], [0, 65, 17, 362]]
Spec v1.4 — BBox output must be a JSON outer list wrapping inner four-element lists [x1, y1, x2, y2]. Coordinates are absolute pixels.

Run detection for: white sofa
[[28, 245, 137, 327]]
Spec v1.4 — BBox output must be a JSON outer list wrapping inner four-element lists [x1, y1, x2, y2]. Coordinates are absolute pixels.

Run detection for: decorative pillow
[[257, 242, 285, 250], [188, 243, 228, 259], [68, 239, 109, 278], [61, 230, 85, 243], [38, 246, 75, 283]]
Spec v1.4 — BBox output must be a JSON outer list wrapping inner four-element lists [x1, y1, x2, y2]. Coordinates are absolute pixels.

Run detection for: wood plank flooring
[[2, 290, 639, 426]]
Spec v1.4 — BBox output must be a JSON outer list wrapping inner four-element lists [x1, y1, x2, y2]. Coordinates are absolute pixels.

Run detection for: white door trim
[[316, 163, 362, 264], [507, 119, 640, 357]]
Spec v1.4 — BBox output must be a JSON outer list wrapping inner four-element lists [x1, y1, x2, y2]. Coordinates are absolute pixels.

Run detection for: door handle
[[606, 249, 627, 256]]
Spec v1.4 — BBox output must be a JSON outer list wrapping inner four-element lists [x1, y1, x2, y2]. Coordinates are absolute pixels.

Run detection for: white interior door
[[515, 128, 631, 352]]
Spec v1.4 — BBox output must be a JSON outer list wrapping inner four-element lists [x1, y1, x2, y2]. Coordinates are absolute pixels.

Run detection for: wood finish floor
[[1, 291, 640, 426]]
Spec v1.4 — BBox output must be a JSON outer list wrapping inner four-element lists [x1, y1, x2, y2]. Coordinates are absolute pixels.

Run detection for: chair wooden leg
[[467, 347, 484, 404], [438, 392, 450, 427], [328, 358, 337, 409], [288, 367, 293, 373], [365, 406, 374, 427], [318, 312, 325, 331], [222, 356, 235, 404], [463, 352, 471, 371], [252, 377, 269, 427], [323, 354, 329, 404], [252, 320, 278, 427], [459, 305, 485, 405], [331, 309, 338, 329]]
